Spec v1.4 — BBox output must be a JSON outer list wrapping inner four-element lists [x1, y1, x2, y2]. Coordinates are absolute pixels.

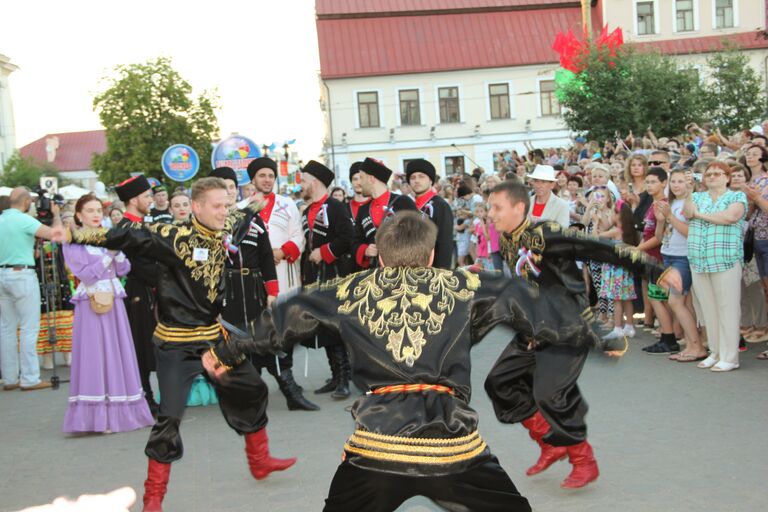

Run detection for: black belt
[[225, 267, 263, 277], [0, 265, 35, 270]]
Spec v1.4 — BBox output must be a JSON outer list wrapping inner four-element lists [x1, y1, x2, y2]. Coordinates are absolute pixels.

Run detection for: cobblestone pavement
[[1, 325, 766, 512]]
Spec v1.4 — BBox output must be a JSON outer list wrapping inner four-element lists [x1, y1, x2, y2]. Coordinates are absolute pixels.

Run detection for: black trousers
[[323, 456, 531, 512], [145, 339, 269, 463], [124, 279, 157, 402], [484, 340, 589, 447], [251, 346, 293, 375]]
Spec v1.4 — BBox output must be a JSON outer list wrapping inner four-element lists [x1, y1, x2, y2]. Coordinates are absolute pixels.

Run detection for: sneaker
[[603, 327, 623, 340], [643, 341, 681, 355], [21, 381, 53, 391], [623, 324, 636, 338]]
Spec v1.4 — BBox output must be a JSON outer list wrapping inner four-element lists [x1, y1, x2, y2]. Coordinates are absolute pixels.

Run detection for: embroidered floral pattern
[[157, 220, 225, 303], [336, 268, 478, 367]]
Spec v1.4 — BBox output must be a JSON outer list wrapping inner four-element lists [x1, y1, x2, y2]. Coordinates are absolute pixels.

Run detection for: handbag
[[744, 225, 755, 263], [744, 211, 756, 264], [88, 282, 115, 314]]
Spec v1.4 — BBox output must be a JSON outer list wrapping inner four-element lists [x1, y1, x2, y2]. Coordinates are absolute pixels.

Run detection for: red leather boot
[[244, 428, 297, 480], [142, 459, 171, 512], [521, 411, 567, 476], [561, 440, 599, 488]]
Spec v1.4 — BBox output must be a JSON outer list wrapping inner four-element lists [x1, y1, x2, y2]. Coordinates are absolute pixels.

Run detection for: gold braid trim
[[344, 441, 487, 465], [191, 217, 221, 238], [347, 434, 483, 455], [352, 429, 480, 446], [155, 323, 221, 342], [208, 347, 233, 371]]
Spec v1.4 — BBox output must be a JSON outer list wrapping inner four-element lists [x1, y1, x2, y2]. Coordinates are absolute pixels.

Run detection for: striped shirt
[[687, 190, 747, 273]]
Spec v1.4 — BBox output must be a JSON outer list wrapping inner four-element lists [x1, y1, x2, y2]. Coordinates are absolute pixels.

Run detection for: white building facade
[[0, 54, 19, 170], [316, 0, 768, 183]]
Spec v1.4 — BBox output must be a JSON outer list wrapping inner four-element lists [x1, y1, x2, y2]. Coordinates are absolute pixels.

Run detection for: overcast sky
[[2, 0, 325, 160]]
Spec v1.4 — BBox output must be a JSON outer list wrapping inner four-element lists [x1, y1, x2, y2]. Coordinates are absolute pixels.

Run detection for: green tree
[[0, 151, 59, 189], [92, 57, 220, 184], [703, 49, 767, 133], [557, 46, 705, 141]]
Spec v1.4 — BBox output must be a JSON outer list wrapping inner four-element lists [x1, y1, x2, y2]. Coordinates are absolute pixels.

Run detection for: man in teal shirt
[[0, 187, 67, 390]]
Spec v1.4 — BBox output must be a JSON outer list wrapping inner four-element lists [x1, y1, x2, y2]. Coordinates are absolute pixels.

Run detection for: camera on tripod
[[34, 186, 65, 225]]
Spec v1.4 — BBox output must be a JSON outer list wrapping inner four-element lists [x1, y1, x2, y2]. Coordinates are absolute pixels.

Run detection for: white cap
[[750, 125, 764, 135], [526, 164, 557, 182]]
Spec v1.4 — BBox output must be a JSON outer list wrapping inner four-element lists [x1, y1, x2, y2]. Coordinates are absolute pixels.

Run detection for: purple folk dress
[[61, 244, 154, 433]]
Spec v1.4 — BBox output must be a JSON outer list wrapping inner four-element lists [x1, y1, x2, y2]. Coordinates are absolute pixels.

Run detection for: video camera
[[34, 187, 65, 226]]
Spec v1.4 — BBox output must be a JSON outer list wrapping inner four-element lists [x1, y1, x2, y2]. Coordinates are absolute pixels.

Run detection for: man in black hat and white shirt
[[300, 160, 355, 399], [114, 175, 160, 413], [406, 158, 454, 269], [352, 158, 417, 270]]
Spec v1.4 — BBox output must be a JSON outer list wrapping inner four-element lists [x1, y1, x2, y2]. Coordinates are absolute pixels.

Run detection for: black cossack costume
[[301, 195, 354, 350], [214, 267, 597, 512], [486, 219, 666, 446], [415, 191, 454, 269], [351, 192, 418, 270], [116, 215, 159, 406], [71, 210, 270, 463]]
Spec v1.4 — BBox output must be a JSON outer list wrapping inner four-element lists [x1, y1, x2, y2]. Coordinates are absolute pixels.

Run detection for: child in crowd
[[473, 204, 492, 270], [582, 186, 615, 327], [655, 169, 705, 362], [599, 196, 639, 340]]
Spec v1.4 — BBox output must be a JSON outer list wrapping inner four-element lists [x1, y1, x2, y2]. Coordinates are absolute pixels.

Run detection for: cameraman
[[0, 187, 67, 391]]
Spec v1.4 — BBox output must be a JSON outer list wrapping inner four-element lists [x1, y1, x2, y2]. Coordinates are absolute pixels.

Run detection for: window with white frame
[[444, 156, 465, 175], [438, 87, 460, 123], [489, 83, 511, 120], [676, 0, 695, 31], [357, 91, 380, 128], [637, 1, 657, 35], [715, 0, 734, 28], [399, 89, 421, 126], [539, 80, 561, 117]]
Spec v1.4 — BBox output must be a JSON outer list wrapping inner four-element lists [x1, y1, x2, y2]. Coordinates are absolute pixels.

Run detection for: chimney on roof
[[45, 136, 60, 163]]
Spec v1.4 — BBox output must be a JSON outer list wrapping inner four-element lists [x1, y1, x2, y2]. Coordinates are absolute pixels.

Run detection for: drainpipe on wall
[[322, 80, 336, 174]]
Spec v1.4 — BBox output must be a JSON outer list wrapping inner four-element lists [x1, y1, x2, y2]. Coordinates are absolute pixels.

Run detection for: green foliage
[[557, 46, 706, 141], [0, 151, 59, 189], [702, 49, 767, 133], [92, 57, 220, 184]]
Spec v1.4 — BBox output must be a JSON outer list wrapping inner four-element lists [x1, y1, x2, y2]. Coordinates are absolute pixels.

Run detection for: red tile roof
[[636, 30, 768, 55], [317, 5, 600, 78], [317, 0, 583, 17], [19, 130, 106, 173]]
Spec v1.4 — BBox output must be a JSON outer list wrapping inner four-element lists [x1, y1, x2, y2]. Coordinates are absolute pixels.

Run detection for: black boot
[[331, 346, 351, 400], [315, 346, 339, 394], [273, 369, 320, 411]]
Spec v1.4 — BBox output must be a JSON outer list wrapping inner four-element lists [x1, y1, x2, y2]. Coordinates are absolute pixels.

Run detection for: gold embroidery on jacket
[[173, 220, 225, 303], [73, 228, 108, 245], [337, 268, 478, 367], [499, 219, 545, 280]]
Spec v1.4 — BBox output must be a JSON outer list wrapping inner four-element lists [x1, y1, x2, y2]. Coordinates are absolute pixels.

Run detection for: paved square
[[1, 326, 766, 511]]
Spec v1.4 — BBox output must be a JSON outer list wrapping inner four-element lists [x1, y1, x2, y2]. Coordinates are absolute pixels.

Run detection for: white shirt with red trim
[[260, 193, 305, 294]]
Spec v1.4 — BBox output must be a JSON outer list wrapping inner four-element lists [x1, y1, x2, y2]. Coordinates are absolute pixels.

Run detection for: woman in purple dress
[[62, 194, 153, 433]]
